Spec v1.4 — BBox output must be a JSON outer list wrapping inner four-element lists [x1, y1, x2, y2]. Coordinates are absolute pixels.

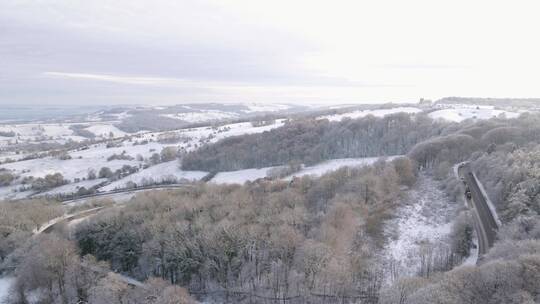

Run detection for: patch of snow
[[100, 161, 207, 191], [0, 276, 14, 304], [320, 107, 422, 122], [211, 156, 399, 185], [429, 108, 521, 123]]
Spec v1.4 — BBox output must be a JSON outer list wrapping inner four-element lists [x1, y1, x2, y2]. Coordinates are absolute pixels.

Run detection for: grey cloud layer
[[0, 0, 325, 105]]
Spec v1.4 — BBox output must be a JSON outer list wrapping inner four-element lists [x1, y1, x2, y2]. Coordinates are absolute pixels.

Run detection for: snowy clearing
[[383, 174, 460, 281], [320, 107, 422, 122], [286, 156, 399, 179], [211, 156, 399, 185]]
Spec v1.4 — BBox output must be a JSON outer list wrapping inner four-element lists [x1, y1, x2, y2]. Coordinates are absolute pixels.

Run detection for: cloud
[[43, 72, 192, 86], [2, 0, 540, 105]]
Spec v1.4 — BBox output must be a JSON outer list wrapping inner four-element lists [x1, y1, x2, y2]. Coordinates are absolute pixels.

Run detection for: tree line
[[181, 113, 447, 172]]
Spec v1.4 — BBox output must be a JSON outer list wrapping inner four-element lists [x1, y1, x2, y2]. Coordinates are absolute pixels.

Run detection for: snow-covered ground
[[383, 174, 459, 281], [211, 156, 398, 185], [429, 108, 521, 122], [320, 107, 422, 122], [0, 276, 14, 304], [100, 161, 207, 191], [0, 123, 87, 145], [0, 121, 129, 147], [286, 156, 398, 179], [1, 156, 139, 182]]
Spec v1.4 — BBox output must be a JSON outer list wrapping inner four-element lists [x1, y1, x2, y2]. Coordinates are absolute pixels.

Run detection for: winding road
[[458, 163, 498, 261]]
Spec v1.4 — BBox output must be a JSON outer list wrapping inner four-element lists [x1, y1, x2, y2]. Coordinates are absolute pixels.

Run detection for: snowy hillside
[[0, 118, 286, 200], [429, 107, 521, 122], [319, 107, 422, 122], [210, 156, 398, 185]]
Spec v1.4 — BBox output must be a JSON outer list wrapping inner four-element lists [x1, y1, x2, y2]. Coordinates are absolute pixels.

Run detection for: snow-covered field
[[1, 155, 139, 182], [383, 174, 460, 281], [429, 107, 521, 122], [320, 107, 422, 122], [0, 123, 86, 145], [287, 156, 398, 179], [0, 122, 132, 147], [100, 161, 207, 191], [210, 156, 398, 185]]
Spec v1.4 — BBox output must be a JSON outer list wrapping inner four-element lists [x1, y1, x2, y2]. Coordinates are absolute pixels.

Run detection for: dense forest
[[182, 113, 447, 171], [74, 158, 419, 303]]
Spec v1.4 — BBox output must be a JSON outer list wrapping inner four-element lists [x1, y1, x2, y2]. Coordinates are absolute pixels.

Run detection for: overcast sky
[[1, 0, 540, 106]]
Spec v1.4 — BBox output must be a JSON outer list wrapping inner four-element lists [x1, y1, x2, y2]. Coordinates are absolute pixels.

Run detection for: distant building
[[418, 98, 433, 108]]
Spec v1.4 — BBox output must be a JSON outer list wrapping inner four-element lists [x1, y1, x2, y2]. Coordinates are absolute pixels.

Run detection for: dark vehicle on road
[[465, 187, 472, 199]]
